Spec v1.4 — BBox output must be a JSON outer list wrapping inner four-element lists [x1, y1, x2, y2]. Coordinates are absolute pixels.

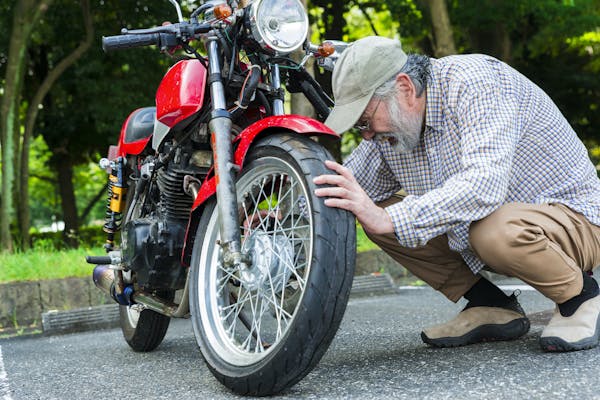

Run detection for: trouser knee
[[469, 213, 526, 270]]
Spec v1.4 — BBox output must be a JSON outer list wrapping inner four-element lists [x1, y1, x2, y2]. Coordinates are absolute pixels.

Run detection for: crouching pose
[[315, 36, 600, 352]]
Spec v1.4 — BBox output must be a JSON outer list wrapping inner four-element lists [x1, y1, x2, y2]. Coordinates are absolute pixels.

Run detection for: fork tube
[[206, 38, 244, 268], [270, 64, 285, 115]]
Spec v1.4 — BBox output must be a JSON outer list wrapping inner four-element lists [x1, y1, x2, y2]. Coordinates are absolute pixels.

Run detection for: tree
[[0, 0, 51, 252], [423, 0, 457, 56], [31, 0, 175, 246], [17, 0, 93, 249], [451, 0, 600, 141]]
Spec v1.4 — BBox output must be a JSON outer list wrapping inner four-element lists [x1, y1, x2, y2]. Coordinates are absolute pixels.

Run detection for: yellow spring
[[109, 176, 127, 213]]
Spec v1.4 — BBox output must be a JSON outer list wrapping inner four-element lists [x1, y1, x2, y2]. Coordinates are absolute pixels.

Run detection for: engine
[[121, 144, 207, 291]]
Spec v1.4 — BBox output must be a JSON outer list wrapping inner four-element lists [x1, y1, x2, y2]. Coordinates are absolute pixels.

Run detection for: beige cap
[[324, 36, 408, 134]]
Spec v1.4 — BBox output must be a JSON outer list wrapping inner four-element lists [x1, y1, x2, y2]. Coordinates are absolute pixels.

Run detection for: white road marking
[[0, 346, 12, 400], [498, 284, 536, 292], [398, 284, 536, 292]]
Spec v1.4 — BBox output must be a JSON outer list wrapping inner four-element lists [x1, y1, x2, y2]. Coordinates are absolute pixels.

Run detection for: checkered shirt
[[344, 54, 600, 274]]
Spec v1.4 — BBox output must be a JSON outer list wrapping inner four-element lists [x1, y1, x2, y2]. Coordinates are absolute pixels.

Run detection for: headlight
[[249, 0, 309, 55]]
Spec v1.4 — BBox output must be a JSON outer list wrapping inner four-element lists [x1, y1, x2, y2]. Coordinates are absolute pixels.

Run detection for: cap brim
[[324, 91, 374, 134]]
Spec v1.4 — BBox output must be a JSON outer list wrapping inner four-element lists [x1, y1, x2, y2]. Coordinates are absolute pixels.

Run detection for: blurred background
[[0, 0, 599, 255]]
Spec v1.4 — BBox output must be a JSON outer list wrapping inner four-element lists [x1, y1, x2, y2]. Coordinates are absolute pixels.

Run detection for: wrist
[[380, 207, 394, 234]]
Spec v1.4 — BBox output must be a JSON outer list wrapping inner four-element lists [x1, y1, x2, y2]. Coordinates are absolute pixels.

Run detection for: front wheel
[[189, 133, 356, 396]]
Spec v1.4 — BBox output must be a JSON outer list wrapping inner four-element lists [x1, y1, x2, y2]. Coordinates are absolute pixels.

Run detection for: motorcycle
[[86, 0, 356, 395]]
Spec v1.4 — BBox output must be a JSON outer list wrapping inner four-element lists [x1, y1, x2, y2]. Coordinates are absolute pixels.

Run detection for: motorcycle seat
[[125, 107, 156, 143]]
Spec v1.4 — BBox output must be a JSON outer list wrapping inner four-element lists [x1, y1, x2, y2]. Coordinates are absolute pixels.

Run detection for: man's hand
[[313, 160, 394, 235]]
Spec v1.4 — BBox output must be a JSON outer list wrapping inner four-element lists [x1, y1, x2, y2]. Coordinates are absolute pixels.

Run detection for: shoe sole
[[421, 317, 531, 348], [540, 312, 600, 352]]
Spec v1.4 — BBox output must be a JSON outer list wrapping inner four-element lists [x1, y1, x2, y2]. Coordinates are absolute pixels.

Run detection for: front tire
[[189, 133, 356, 396]]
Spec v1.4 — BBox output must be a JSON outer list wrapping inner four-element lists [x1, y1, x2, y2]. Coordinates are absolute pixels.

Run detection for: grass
[[0, 247, 100, 284], [0, 226, 379, 284], [356, 224, 378, 252]]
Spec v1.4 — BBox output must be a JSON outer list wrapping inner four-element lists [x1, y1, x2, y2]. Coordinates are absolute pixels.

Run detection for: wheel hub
[[240, 230, 294, 292]]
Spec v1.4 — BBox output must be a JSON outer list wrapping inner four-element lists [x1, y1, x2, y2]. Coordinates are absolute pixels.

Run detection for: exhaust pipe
[[93, 264, 115, 297], [93, 265, 133, 306], [92, 265, 190, 318]]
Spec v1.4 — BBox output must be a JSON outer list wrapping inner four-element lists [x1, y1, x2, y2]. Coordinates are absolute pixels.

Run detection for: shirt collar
[[425, 58, 445, 133]]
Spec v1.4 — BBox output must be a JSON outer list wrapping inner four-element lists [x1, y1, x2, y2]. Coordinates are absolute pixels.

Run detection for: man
[[314, 36, 600, 352]]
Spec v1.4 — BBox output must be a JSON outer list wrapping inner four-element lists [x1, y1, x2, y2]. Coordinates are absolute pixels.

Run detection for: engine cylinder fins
[[156, 168, 195, 221]]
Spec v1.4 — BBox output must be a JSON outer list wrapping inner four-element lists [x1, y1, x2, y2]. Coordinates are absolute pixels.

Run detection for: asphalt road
[[2, 282, 600, 400]]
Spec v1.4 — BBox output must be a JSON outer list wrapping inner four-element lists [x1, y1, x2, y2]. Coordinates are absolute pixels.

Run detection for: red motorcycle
[[86, 0, 355, 395]]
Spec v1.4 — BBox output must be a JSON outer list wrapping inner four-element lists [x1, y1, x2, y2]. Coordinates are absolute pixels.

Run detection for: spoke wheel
[[190, 134, 356, 396]]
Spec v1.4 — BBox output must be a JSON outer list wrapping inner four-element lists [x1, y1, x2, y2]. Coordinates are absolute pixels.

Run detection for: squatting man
[[314, 36, 600, 352]]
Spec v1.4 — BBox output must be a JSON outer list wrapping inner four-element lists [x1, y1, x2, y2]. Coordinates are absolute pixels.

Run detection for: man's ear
[[395, 73, 417, 106]]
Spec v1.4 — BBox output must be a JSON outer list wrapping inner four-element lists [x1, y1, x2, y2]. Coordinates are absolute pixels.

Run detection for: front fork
[[206, 38, 245, 268]]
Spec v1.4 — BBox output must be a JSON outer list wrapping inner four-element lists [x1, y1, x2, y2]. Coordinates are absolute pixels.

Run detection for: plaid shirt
[[344, 54, 600, 274]]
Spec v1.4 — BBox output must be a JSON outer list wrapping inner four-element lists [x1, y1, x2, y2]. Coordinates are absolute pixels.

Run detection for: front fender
[[192, 115, 338, 212], [181, 115, 338, 265]]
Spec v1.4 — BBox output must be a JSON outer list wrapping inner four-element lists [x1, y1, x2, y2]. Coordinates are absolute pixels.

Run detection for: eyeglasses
[[354, 99, 382, 133]]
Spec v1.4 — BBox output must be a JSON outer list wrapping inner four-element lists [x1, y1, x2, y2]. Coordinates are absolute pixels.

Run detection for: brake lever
[[121, 25, 179, 35]]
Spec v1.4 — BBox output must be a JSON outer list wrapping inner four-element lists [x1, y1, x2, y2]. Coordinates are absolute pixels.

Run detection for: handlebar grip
[[102, 33, 161, 52]]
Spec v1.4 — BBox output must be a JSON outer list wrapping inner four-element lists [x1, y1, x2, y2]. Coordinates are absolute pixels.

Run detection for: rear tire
[[189, 133, 356, 395], [119, 292, 172, 352], [118, 166, 172, 353]]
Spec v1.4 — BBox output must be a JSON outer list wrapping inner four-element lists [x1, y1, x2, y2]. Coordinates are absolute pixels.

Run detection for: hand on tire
[[313, 160, 394, 235]]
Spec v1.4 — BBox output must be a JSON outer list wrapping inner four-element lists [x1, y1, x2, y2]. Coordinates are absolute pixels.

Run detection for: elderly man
[[314, 36, 600, 352]]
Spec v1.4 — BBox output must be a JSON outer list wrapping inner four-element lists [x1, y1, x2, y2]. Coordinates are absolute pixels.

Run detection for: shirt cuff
[[384, 200, 420, 248]]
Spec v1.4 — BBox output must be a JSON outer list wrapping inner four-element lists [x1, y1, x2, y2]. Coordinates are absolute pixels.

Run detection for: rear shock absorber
[[101, 156, 128, 252]]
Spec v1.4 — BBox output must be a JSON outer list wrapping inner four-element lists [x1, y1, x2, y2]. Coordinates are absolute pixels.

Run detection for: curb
[[42, 304, 120, 336], [40, 273, 399, 336]]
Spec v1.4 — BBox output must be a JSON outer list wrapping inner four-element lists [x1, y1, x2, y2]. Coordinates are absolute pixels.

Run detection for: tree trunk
[[0, 1, 51, 252], [56, 157, 79, 248], [468, 23, 512, 62], [497, 23, 512, 63], [18, 0, 93, 250], [424, 0, 457, 57]]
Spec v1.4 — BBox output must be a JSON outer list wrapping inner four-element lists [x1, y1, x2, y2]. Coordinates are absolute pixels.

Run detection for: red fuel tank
[[155, 59, 208, 128]]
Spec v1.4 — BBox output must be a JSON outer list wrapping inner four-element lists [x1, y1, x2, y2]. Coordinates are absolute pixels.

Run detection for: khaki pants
[[368, 195, 600, 303]]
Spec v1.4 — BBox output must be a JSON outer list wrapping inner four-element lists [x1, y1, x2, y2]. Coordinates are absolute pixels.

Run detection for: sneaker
[[421, 294, 530, 348], [540, 294, 600, 352]]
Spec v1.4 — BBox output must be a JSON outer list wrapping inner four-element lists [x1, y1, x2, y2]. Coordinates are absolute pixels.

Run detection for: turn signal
[[214, 4, 233, 20], [318, 41, 335, 57]]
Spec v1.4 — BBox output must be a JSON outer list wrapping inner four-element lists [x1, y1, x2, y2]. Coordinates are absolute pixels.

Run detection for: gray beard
[[376, 98, 423, 154]]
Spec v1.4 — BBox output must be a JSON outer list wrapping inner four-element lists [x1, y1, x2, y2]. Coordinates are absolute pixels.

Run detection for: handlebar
[[102, 33, 165, 52], [101, 22, 213, 52]]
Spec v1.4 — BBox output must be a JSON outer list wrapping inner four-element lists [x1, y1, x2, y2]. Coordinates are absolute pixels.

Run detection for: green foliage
[[19, 0, 180, 232], [73, 161, 107, 225], [30, 225, 107, 250], [450, 0, 600, 141], [28, 135, 57, 226], [6, 0, 600, 238], [0, 246, 99, 283], [356, 223, 378, 253], [35, 0, 175, 161]]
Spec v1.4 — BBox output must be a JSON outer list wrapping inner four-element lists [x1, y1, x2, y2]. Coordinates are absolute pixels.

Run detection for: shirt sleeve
[[343, 139, 401, 203], [385, 79, 521, 251]]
